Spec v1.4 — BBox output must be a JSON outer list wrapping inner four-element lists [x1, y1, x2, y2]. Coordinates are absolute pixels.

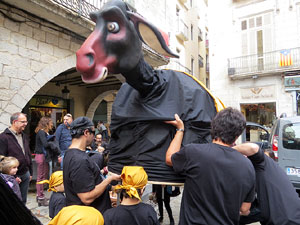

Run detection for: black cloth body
[[63, 148, 112, 213], [103, 203, 159, 225], [171, 143, 256, 225], [108, 59, 218, 183], [248, 148, 300, 225], [0, 175, 42, 225], [49, 191, 66, 218], [87, 151, 105, 170]]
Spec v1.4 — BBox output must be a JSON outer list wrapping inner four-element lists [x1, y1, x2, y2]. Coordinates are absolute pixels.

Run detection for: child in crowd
[[49, 205, 104, 225], [37, 171, 66, 218], [0, 155, 22, 200], [103, 166, 159, 225]]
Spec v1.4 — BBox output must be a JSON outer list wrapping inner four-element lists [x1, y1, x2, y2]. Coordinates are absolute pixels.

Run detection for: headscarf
[[114, 166, 148, 201], [48, 205, 104, 225], [37, 171, 63, 192]]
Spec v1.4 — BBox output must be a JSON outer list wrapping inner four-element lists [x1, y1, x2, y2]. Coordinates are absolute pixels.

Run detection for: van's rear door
[[278, 118, 300, 189]]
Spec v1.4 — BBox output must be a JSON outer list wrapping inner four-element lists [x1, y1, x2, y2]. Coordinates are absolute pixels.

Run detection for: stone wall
[[0, 2, 83, 131]]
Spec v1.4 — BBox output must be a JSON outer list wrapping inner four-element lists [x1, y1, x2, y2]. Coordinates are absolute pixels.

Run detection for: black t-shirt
[[63, 148, 112, 213], [248, 148, 300, 225], [172, 143, 256, 225], [49, 192, 66, 218], [103, 203, 159, 225]]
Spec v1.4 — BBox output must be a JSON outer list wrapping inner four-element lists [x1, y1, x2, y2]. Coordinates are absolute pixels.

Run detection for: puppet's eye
[[107, 22, 119, 33]]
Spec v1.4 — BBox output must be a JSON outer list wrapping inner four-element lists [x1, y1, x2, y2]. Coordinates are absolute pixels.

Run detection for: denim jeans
[[18, 170, 30, 204]]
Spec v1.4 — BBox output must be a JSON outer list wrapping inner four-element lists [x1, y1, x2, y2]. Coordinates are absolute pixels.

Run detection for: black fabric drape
[[0, 176, 42, 225], [108, 60, 217, 183]]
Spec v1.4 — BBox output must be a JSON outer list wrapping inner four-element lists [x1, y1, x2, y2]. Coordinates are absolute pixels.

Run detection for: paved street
[[26, 184, 259, 225], [26, 188, 52, 224]]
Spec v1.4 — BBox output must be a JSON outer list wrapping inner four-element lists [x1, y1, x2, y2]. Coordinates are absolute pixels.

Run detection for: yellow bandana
[[37, 171, 63, 192], [48, 205, 104, 225], [114, 166, 148, 201]]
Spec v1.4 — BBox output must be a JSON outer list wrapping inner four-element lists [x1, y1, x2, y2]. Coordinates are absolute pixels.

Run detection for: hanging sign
[[285, 75, 300, 88], [29, 96, 67, 108]]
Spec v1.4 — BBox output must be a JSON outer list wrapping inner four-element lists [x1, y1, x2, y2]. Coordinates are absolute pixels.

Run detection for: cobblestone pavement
[[26, 185, 260, 225], [26, 189, 52, 225]]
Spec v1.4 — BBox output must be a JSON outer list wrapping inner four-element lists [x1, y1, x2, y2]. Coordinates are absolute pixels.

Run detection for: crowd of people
[[0, 109, 300, 225]]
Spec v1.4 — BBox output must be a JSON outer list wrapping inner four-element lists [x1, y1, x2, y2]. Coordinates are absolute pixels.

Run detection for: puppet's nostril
[[86, 53, 94, 66]]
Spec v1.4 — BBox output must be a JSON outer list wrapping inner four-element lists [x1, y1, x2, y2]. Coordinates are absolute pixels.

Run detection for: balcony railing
[[171, 60, 191, 74], [52, 0, 106, 19], [228, 47, 300, 79]]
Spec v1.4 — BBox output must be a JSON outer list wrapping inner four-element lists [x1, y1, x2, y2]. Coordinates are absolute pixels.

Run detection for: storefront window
[[240, 102, 276, 128], [28, 96, 68, 151]]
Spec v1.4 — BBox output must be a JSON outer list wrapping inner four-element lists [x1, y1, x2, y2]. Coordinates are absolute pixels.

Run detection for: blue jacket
[[55, 124, 71, 154]]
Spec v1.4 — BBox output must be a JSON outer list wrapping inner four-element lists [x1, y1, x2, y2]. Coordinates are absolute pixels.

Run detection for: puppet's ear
[[128, 12, 179, 58]]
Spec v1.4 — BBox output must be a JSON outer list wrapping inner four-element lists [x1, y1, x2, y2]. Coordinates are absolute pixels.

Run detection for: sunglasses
[[87, 129, 95, 135]]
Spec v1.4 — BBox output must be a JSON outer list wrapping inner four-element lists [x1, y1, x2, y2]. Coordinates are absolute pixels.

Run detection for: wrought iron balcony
[[228, 47, 300, 79]]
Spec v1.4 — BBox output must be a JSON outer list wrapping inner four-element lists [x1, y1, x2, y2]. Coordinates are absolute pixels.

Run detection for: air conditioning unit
[[228, 67, 236, 75]]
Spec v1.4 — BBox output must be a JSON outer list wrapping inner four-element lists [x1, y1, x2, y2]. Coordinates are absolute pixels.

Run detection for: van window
[[246, 125, 269, 142], [282, 123, 300, 150]]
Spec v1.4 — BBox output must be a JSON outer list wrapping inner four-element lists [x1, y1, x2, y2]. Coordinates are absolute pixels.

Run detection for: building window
[[206, 77, 210, 89], [297, 91, 300, 115], [191, 57, 194, 75], [176, 6, 180, 16], [198, 55, 204, 68], [241, 20, 247, 30], [191, 24, 193, 40], [240, 13, 272, 55], [240, 103, 276, 128], [240, 12, 273, 71]]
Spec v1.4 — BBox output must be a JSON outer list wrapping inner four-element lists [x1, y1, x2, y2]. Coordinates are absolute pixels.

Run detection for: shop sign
[[29, 96, 67, 108], [285, 75, 300, 87], [241, 86, 275, 100]]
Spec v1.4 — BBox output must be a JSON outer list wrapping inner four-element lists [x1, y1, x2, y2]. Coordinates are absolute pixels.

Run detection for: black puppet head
[[76, 0, 178, 84]]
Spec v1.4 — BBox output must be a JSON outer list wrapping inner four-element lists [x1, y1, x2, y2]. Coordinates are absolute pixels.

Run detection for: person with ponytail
[[103, 166, 159, 225], [35, 116, 54, 206]]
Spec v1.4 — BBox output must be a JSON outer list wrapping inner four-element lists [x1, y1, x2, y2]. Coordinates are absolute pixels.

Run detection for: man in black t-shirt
[[63, 117, 120, 214], [234, 143, 300, 225], [165, 108, 256, 225]]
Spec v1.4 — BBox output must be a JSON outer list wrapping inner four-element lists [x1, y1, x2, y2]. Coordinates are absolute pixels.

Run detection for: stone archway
[[85, 90, 118, 122], [0, 55, 76, 131]]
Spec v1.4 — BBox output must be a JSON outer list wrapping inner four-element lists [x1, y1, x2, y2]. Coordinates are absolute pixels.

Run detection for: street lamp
[[61, 86, 70, 99]]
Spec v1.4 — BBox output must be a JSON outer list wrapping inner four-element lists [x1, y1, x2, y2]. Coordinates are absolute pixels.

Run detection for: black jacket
[[0, 128, 32, 176]]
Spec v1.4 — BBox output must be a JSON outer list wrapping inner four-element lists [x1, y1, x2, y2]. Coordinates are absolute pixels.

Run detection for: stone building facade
[[209, 0, 300, 127], [0, 1, 85, 131]]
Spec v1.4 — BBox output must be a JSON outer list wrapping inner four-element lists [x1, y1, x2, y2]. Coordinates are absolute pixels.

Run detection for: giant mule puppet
[[76, 0, 224, 183]]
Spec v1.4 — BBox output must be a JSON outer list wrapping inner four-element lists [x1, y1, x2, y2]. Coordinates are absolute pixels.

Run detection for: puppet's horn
[[128, 12, 179, 58]]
